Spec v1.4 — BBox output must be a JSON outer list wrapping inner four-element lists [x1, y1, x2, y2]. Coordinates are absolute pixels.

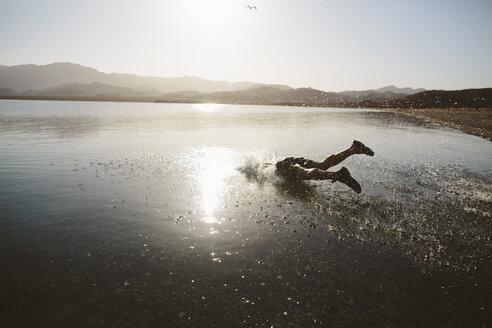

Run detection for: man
[[275, 140, 374, 193]]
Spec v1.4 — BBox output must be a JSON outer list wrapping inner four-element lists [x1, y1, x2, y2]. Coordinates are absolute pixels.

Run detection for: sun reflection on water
[[195, 147, 237, 225], [194, 103, 223, 113]]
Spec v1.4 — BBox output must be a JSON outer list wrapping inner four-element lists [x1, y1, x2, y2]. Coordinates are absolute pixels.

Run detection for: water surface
[[0, 100, 491, 327]]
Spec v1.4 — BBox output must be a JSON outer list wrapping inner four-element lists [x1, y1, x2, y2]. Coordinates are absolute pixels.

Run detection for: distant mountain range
[[385, 89, 492, 109], [154, 86, 492, 109], [1, 62, 490, 108], [0, 62, 290, 96]]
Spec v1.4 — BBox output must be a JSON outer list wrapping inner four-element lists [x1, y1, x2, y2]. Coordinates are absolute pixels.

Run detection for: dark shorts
[[275, 157, 309, 180]]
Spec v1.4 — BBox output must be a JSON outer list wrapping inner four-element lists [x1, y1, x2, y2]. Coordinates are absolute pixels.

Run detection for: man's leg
[[299, 140, 374, 170], [291, 166, 361, 193]]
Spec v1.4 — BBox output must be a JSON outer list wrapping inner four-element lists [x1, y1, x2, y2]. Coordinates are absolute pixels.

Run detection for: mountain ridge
[[0, 62, 289, 95], [375, 85, 426, 95], [0, 62, 420, 96], [1, 62, 490, 108]]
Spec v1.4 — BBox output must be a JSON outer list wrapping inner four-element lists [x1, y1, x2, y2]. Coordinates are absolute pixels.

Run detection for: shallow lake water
[[0, 100, 491, 327]]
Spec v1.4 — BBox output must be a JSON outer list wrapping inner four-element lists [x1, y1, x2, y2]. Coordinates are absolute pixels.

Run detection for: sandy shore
[[385, 107, 492, 141]]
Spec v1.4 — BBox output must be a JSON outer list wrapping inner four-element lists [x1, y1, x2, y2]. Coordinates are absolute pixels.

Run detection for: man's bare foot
[[336, 167, 361, 193], [352, 140, 374, 156]]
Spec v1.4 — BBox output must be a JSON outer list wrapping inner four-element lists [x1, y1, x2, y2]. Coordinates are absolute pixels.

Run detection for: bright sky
[[1, 0, 491, 91]]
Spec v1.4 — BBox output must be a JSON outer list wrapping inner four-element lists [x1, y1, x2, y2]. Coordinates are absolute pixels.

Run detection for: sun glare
[[194, 103, 223, 113], [184, 0, 238, 28], [195, 147, 236, 224]]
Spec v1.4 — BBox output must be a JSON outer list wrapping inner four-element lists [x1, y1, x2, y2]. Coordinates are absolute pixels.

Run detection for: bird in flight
[[245, 5, 257, 10]]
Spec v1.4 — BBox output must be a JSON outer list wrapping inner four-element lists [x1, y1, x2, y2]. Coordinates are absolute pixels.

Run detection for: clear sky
[[1, 0, 491, 91]]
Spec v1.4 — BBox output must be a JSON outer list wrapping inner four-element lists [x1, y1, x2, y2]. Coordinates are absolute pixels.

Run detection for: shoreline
[[1, 96, 490, 141], [383, 107, 492, 141]]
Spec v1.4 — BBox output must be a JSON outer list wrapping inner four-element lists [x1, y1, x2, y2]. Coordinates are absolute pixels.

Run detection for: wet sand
[[385, 107, 492, 141]]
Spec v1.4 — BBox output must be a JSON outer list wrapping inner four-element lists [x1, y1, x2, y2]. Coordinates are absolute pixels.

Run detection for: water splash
[[236, 155, 280, 185]]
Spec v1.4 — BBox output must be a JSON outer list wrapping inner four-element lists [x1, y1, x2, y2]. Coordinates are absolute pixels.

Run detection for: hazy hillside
[[157, 86, 357, 107], [0, 87, 18, 96], [0, 63, 274, 94], [2, 62, 489, 109], [0, 63, 103, 92], [386, 88, 492, 108], [340, 86, 425, 100], [375, 86, 426, 95], [156, 86, 492, 108], [34, 82, 149, 98]]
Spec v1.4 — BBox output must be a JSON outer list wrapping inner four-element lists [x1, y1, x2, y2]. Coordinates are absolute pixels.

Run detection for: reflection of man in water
[[275, 140, 374, 193]]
